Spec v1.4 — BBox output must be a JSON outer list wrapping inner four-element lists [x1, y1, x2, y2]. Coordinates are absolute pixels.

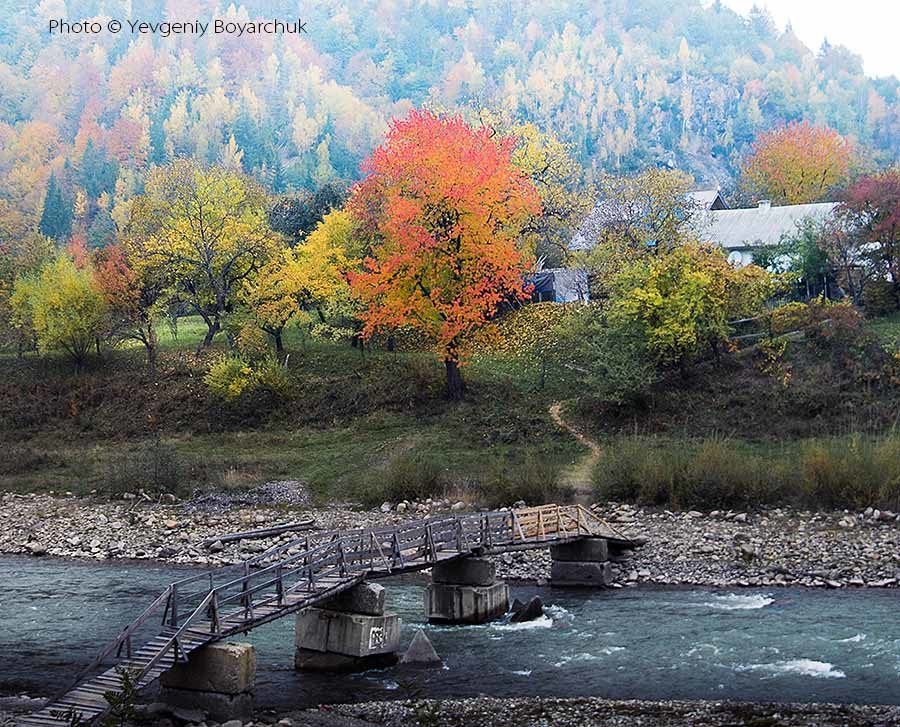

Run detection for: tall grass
[[353, 448, 572, 509], [593, 435, 900, 511]]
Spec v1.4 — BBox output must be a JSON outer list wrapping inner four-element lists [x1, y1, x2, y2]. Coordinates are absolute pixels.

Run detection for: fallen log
[[202, 519, 317, 547]]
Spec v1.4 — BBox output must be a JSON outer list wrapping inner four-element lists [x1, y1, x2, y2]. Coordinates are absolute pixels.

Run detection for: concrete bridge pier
[[159, 641, 256, 721], [426, 557, 509, 624], [550, 537, 613, 587], [294, 582, 401, 671]]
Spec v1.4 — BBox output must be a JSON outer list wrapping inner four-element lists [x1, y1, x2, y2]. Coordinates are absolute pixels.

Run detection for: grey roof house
[[568, 188, 836, 268], [695, 200, 837, 266]]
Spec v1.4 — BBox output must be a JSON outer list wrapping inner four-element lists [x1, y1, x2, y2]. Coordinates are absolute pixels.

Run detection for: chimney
[[758, 199, 771, 210]]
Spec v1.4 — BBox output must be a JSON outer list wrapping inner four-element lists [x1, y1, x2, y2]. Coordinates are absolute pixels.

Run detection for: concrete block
[[160, 642, 256, 695], [295, 608, 400, 658], [425, 582, 509, 624], [400, 630, 441, 665], [320, 582, 386, 616], [159, 687, 253, 722], [293, 648, 398, 672], [431, 557, 496, 586], [550, 538, 609, 563], [550, 560, 613, 587]]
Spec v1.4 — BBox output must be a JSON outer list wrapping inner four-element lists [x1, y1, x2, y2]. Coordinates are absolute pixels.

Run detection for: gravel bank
[[2, 491, 898, 589], [318, 697, 900, 726]]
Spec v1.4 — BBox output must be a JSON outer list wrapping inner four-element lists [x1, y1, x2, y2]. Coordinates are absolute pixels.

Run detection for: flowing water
[[2, 556, 899, 708]]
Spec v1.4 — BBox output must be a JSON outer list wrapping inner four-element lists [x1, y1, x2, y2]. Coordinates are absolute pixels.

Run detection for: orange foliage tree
[[741, 121, 854, 205], [348, 110, 541, 399]]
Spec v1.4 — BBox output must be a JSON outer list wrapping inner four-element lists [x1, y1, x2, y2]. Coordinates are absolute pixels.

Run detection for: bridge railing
[[58, 504, 607, 702]]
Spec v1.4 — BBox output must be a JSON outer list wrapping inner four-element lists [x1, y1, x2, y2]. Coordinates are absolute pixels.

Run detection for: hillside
[[2, 0, 899, 247]]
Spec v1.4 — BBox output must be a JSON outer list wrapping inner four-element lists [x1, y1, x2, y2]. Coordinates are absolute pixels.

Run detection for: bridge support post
[[426, 557, 509, 624], [159, 641, 256, 721], [550, 537, 613, 587], [295, 582, 401, 671]]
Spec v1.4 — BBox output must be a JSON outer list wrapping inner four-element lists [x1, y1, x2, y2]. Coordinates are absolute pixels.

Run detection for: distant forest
[[2, 0, 899, 248]]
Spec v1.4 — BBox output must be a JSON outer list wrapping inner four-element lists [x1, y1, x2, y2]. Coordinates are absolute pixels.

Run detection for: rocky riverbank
[[316, 697, 900, 726], [1, 489, 899, 589], [5, 697, 898, 727]]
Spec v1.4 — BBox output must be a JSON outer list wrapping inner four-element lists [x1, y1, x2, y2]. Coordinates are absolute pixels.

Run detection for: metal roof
[[697, 202, 837, 250]]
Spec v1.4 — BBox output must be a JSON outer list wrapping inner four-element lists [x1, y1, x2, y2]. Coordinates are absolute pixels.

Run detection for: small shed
[[530, 268, 590, 303]]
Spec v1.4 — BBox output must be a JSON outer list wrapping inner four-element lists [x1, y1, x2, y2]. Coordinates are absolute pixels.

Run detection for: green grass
[[2, 410, 579, 504], [868, 312, 900, 351]]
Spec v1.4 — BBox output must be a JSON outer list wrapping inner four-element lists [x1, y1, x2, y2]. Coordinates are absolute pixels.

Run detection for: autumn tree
[[125, 162, 284, 351], [11, 252, 108, 371], [348, 110, 540, 399], [607, 243, 772, 369], [740, 121, 854, 205], [507, 122, 592, 266], [573, 169, 703, 297], [268, 184, 347, 245], [241, 210, 356, 352], [93, 245, 165, 374], [821, 170, 900, 306]]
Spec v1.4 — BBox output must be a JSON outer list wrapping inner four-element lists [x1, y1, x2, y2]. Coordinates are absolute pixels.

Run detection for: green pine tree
[[38, 172, 72, 242]]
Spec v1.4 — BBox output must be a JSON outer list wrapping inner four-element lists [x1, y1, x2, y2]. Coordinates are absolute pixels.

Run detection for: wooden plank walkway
[[18, 504, 628, 727]]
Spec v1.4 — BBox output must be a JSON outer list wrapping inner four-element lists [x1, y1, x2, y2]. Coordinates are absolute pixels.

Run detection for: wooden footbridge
[[20, 504, 629, 727]]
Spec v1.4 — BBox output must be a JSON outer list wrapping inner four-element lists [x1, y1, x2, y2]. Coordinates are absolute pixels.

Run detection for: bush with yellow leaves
[[204, 354, 290, 402]]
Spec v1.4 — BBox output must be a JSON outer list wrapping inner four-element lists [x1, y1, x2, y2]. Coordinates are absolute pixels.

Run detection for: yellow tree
[[241, 210, 356, 351], [11, 252, 108, 371], [741, 121, 854, 205], [125, 161, 283, 350], [575, 169, 701, 298], [509, 122, 593, 266]]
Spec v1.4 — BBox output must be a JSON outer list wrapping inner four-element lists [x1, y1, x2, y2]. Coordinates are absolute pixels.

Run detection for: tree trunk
[[197, 317, 219, 354], [444, 358, 466, 401], [274, 331, 284, 353], [146, 323, 158, 378]]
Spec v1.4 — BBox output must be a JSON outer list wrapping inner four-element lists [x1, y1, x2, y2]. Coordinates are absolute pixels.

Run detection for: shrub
[[101, 439, 182, 496], [354, 451, 446, 508], [473, 453, 572, 509], [204, 355, 290, 402], [593, 435, 900, 511], [769, 301, 810, 334], [861, 279, 899, 317], [558, 308, 658, 404]]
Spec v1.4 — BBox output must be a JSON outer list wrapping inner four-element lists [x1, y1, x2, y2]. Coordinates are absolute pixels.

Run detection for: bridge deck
[[18, 504, 629, 727]]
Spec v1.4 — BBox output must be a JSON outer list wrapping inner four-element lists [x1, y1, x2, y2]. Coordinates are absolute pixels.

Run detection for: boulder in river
[[509, 596, 544, 623]]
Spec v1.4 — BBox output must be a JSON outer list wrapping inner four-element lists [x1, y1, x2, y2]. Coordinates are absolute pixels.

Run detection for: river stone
[[160, 642, 256, 694], [160, 688, 253, 722], [510, 595, 544, 623], [399, 629, 441, 665], [432, 557, 496, 586]]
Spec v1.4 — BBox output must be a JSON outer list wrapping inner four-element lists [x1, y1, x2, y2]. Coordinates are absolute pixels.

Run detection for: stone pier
[[159, 641, 256, 721], [425, 557, 509, 624], [550, 537, 613, 587], [294, 582, 401, 671]]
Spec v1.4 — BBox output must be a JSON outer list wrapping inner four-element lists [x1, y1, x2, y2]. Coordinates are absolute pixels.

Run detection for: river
[[2, 556, 899, 708]]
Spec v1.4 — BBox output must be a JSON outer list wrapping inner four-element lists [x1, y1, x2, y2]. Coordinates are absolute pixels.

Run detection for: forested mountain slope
[[1, 0, 898, 244]]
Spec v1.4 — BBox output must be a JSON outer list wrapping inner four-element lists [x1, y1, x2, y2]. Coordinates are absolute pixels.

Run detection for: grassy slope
[[0, 319, 580, 498], [3, 312, 899, 506]]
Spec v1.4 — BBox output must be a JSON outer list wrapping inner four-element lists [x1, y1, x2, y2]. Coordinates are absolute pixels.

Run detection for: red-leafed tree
[[741, 121, 854, 205], [92, 245, 164, 374], [823, 170, 900, 306], [348, 110, 541, 399]]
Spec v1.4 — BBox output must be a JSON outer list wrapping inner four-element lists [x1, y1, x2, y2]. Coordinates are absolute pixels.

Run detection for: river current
[[2, 556, 898, 707]]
